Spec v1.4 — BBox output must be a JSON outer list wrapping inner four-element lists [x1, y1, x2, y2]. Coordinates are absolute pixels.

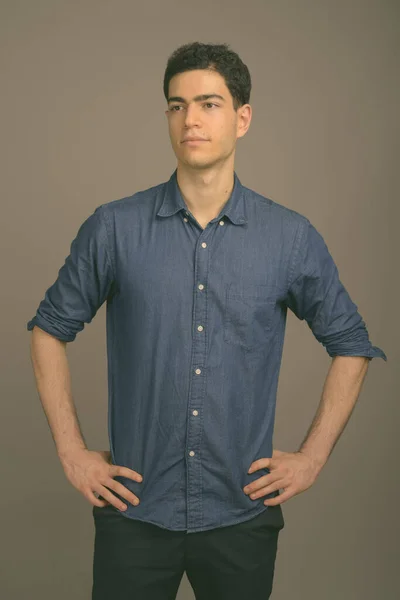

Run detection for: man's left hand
[[243, 449, 322, 506]]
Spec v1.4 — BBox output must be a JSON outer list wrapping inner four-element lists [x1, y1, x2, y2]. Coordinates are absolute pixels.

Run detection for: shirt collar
[[157, 168, 248, 226]]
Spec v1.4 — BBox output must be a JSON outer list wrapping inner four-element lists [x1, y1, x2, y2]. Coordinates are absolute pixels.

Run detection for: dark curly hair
[[163, 42, 251, 112]]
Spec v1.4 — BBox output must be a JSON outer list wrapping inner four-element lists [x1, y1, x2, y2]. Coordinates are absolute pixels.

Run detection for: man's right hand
[[60, 449, 143, 511]]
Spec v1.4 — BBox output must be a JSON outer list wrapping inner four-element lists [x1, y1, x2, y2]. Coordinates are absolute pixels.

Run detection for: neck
[[176, 162, 235, 220]]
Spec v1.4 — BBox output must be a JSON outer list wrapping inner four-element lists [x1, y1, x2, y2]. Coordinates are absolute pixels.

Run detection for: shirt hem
[[107, 504, 273, 534]]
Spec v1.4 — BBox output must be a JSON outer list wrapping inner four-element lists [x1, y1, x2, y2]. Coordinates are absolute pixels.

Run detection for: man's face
[[165, 69, 251, 170]]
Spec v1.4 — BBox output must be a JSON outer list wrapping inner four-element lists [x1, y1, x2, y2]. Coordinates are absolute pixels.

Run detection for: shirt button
[[219, 220, 225, 226], [195, 368, 201, 375], [193, 410, 198, 416], [189, 451, 195, 456], [201, 242, 207, 248], [197, 325, 203, 331], [183, 217, 188, 222], [198, 284, 204, 290]]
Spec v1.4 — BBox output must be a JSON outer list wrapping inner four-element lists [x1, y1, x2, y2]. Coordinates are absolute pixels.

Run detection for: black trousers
[[92, 502, 285, 600]]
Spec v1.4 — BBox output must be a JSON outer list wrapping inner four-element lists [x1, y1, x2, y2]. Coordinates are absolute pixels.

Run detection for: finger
[[263, 488, 293, 506], [98, 486, 129, 511], [110, 465, 143, 482], [249, 458, 271, 473], [93, 490, 111, 505], [245, 472, 282, 493], [89, 491, 111, 508], [104, 478, 140, 506], [248, 480, 285, 499]]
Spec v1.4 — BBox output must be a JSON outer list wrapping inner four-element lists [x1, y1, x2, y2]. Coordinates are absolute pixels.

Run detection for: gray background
[[1, 0, 398, 598]]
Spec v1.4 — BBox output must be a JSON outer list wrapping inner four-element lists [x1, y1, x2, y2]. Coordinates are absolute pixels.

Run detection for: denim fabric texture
[[27, 169, 387, 533]]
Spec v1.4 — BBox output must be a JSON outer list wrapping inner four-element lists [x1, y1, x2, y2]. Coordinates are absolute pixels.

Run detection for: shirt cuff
[[26, 316, 76, 342]]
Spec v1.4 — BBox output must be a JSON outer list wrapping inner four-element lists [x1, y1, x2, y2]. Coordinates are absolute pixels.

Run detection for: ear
[[236, 104, 252, 139]]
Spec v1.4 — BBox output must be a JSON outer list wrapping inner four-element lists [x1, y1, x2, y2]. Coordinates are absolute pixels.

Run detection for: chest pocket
[[223, 283, 277, 352]]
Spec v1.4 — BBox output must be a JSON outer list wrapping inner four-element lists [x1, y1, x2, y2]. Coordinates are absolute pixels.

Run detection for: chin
[[184, 159, 216, 170], [177, 152, 217, 166]]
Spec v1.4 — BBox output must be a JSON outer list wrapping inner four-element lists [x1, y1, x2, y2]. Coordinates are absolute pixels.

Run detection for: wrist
[[297, 447, 327, 475], [58, 444, 88, 465]]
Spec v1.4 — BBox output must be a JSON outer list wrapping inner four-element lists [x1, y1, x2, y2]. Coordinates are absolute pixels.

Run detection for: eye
[[169, 103, 218, 112]]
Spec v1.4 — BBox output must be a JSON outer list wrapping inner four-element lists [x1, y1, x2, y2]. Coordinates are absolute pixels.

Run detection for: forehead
[[168, 69, 229, 100]]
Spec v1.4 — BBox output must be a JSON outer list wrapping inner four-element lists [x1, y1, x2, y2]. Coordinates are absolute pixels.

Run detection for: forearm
[[298, 355, 370, 474], [29, 326, 87, 463]]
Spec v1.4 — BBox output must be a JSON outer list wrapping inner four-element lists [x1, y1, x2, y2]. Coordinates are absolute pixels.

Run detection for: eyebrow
[[167, 94, 226, 104]]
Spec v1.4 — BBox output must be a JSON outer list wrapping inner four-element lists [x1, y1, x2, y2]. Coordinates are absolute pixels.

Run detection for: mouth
[[182, 139, 208, 145]]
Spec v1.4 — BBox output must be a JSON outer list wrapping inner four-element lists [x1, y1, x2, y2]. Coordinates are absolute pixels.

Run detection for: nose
[[183, 104, 202, 129]]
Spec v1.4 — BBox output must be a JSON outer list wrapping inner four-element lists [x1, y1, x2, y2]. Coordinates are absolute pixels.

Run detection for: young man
[[27, 42, 387, 600]]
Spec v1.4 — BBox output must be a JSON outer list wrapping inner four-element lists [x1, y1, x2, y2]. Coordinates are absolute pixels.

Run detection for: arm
[[298, 355, 370, 475], [285, 217, 386, 470], [244, 219, 387, 505], [26, 204, 116, 342], [29, 325, 87, 463], [245, 355, 373, 504], [27, 206, 112, 462], [29, 325, 142, 510], [27, 208, 142, 509]]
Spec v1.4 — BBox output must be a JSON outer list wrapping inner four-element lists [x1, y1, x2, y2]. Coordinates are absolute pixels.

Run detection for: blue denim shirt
[[27, 169, 387, 533]]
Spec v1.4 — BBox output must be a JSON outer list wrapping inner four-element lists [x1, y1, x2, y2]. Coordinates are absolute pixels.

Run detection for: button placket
[[186, 226, 214, 530]]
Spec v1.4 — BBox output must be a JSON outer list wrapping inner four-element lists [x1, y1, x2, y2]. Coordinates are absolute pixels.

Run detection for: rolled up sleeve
[[285, 218, 387, 361], [27, 205, 115, 342]]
